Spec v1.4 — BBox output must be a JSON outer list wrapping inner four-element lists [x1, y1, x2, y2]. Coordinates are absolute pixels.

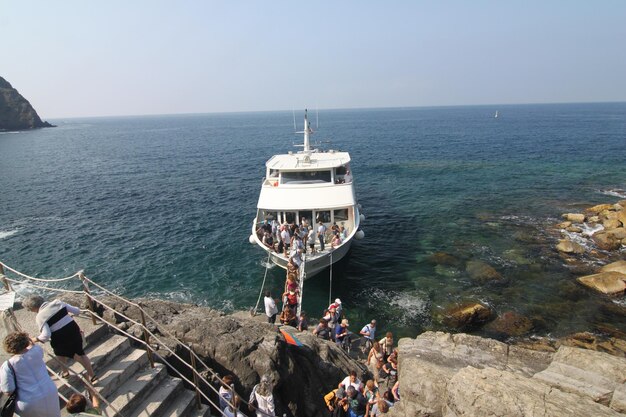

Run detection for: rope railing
[[0, 261, 273, 417]]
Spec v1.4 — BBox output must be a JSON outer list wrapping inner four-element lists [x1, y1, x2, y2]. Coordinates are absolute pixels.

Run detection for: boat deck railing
[[0, 261, 271, 417]]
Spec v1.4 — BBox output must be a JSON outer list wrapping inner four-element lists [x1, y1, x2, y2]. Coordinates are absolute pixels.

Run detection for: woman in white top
[[0, 331, 61, 417]]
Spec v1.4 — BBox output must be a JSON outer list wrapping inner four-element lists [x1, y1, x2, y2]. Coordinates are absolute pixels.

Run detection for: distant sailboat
[[494, 110, 499, 118]]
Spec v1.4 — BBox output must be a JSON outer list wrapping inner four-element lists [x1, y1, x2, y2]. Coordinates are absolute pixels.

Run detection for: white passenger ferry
[[249, 111, 364, 279]]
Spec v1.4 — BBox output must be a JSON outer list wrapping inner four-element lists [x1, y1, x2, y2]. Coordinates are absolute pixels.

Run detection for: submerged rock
[[426, 252, 462, 267], [485, 311, 533, 337], [465, 260, 503, 282], [441, 302, 494, 330], [556, 239, 585, 254]]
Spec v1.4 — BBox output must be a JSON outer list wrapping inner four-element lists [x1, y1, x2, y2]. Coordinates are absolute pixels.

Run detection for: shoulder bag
[[0, 360, 17, 417]]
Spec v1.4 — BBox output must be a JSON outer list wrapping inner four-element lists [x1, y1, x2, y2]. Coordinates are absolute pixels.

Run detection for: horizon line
[[44, 100, 626, 121]]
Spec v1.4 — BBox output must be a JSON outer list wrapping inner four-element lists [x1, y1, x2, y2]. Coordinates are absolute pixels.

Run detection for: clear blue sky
[[2, 1, 625, 118]]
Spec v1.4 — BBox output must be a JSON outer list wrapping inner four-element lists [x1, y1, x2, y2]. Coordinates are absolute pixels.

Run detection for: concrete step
[[184, 401, 213, 417], [94, 348, 150, 399], [104, 363, 168, 417], [533, 369, 614, 405], [157, 389, 197, 417], [128, 376, 184, 417], [53, 334, 132, 398]]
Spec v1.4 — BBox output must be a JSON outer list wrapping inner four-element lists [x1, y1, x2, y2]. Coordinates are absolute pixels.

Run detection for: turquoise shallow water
[[1, 103, 625, 339]]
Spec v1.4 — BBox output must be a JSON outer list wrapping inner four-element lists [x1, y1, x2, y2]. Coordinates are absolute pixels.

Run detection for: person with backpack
[[359, 319, 376, 352]]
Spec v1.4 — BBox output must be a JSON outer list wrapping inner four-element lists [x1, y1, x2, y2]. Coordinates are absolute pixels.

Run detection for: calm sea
[[1, 103, 625, 339]]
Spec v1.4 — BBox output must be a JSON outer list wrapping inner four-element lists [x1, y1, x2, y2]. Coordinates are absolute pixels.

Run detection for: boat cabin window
[[283, 212, 297, 224], [316, 210, 331, 223], [258, 210, 277, 223], [282, 170, 331, 184], [333, 209, 349, 222], [336, 165, 348, 175]]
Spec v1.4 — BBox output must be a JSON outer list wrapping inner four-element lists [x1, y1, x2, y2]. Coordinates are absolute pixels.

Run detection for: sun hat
[[335, 298, 342, 304]]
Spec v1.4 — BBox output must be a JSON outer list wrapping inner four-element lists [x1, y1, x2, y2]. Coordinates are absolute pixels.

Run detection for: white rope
[[296, 254, 305, 319], [0, 262, 79, 282], [1, 262, 267, 415], [252, 251, 272, 316], [6, 310, 121, 417], [328, 251, 333, 306], [81, 295, 234, 416], [4, 277, 84, 294]]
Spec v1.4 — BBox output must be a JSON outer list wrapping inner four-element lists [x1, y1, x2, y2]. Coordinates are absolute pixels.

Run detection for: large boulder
[[586, 204, 616, 215], [556, 239, 585, 254], [592, 232, 622, 251], [562, 213, 586, 223], [617, 209, 626, 226], [0, 76, 54, 130], [465, 260, 503, 282], [388, 332, 553, 417], [445, 367, 621, 417], [441, 303, 494, 330], [601, 260, 626, 275], [577, 272, 626, 296], [605, 227, 626, 240], [603, 218, 622, 230]]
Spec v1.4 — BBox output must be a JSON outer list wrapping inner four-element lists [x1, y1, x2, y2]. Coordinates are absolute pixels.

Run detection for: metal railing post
[[79, 271, 97, 325], [0, 264, 12, 291], [140, 309, 155, 368], [189, 344, 202, 410]]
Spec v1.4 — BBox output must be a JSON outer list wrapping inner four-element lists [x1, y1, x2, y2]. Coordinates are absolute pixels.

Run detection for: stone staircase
[[4, 307, 213, 417], [389, 331, 626, 416]]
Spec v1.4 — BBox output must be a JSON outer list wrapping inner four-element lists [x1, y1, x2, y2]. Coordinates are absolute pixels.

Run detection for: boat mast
[[303, 109, 312, 152]]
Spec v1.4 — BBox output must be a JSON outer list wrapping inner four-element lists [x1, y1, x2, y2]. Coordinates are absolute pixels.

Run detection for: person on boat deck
[[280, 225, 290, 256], [23, 295, 96, 382], [300, 220, 309, 246], [291, 231, 304, 253], [262, 231, 275, 251], [279, 305, 297, 327], [317, 221, 327, 251], [331, 232, 342, 248], [307, 227, 316, 254], [340, 226, 348, 240], [335, 319, 350, 347], [263, 291, 278, 324], [290, 248, 303, 267]]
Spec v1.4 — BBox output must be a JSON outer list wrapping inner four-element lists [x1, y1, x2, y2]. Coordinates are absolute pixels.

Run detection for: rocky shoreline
[[57, 293, 626, 416]]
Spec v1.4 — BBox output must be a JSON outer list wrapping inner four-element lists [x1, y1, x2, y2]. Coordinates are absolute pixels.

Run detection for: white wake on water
[[599, 188, 626, 199], [0, 229, 19, 240]]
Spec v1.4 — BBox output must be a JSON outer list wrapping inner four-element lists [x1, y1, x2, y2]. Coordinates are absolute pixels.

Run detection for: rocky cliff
[[389, 331, 626, 416], [62, 295, 368, 417], [59, 294, 626, 416], [0, 76, 54, 130]]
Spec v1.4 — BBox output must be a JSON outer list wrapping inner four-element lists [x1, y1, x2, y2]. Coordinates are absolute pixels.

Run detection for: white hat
[[335, 298, 342, 304]]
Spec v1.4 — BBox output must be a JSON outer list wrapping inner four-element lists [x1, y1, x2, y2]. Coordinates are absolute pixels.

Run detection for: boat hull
[[261, 238, 353, 279]]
